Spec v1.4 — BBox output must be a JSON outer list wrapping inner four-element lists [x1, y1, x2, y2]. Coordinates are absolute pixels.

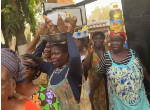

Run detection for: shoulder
[[42, 62, 54, 69], [101, 51, 110, 60], [7, 99, 26, 110], [129, 49, 138, 57]]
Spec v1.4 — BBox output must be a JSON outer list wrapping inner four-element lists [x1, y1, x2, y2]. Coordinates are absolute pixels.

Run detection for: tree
[[1, 0, 42, 48], [88, 5, 111, 22]]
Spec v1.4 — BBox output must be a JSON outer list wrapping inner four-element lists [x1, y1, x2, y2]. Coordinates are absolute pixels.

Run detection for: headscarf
[[1, 48, 26, 83], [110, 32, 127, 41]]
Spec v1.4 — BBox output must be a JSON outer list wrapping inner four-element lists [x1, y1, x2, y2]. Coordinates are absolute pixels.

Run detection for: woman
[[27, 32, 83, 110], [1, 48, 41, 110], [16, 54, 60, 110], [32, 41, 51, 87], [26, 28, 51, 87], [90, 32, 150, 110], [83, 31, 107, 110]]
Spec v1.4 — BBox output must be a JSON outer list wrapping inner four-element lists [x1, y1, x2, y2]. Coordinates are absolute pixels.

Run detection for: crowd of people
[[1, 14, 150, 110]]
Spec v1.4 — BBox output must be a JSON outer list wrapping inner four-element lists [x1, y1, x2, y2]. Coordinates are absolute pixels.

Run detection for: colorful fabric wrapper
[[110, 32, 127, 41], [1, 48, 26, 83]]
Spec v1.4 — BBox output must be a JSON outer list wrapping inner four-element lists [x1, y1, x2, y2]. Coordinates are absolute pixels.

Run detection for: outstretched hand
[[89, 93, 95, 110], [87, 40, 94, 54], [12, 93, 32, 102], [105, 34, 110, 44]]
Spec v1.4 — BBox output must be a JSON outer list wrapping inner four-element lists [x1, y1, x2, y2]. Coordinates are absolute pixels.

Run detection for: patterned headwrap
[[110, 32, 127, 41], [1, 48, 26, 83]]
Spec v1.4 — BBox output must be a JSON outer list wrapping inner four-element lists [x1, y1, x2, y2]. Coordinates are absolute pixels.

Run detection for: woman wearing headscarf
[[16, 54, 60, 110], [83, 31, 108, 110], [90, 32, 150, 110], [1, 48, 41, 110]]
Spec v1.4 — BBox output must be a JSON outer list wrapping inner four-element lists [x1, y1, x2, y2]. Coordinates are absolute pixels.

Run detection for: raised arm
[[26, 34, 40, 54], [26, 28, 47, 54], [82, 42, 94, 74], [67, 33, 82, 76], [33, 40, 47, 57]]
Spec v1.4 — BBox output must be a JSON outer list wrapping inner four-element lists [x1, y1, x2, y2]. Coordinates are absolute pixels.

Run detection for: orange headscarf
[[110, 32, 127, 41]]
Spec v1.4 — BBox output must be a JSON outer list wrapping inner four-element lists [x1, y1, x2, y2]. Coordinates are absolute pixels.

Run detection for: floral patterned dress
[[31, 85, 60, 110], [85, 50, 107, 110], [97, 50, 150, 110]]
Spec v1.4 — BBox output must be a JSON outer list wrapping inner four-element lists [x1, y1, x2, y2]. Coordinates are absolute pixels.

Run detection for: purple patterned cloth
[[1, 48, 26, 83]]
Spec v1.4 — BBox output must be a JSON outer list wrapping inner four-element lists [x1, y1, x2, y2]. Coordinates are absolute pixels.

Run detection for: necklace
[[54, 64, 68, 76]]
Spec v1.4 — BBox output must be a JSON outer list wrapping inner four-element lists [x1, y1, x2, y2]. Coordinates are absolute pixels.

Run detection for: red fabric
[[25, 100, 42, 110], [110, 32, 127, 41]]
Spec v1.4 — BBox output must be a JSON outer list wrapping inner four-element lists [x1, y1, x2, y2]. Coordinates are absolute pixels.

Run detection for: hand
[[21, 58, 34, 67], [89, 92, 93, 103], [70, 16, 77, 28], [35, 29, 40, 37], [88, 40, 94, 54], [47, 21, 58, 34], [105, 34, 110, 44], [89, 93, 94, 110], [65, 22, 74, 33], [12, 93, 32, 101]]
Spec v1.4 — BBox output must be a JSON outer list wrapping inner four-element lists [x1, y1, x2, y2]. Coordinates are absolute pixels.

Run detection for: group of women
[[1, 29, 150, 110]]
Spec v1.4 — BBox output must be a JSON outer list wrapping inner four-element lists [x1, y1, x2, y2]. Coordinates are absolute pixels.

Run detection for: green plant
[[1, 0, 42, 47]]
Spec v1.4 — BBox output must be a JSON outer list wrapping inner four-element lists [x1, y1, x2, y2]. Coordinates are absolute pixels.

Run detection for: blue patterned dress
[[98, 49, 149, 110]]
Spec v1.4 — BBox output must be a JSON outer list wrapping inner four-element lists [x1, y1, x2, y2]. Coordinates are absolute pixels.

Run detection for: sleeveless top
[[98, 49, 149, 110]]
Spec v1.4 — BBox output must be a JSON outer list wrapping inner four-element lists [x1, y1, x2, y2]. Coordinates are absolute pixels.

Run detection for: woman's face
[[44, 42, 51, 58], [51, 46, 68, 68], [110, 36, 125, 53], [93, 35, 104, 48], [1, 65, 16, 109]]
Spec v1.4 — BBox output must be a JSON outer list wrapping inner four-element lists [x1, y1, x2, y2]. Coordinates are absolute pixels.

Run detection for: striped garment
[[1, 48, 26, 83], [97, 50, 139, 75]]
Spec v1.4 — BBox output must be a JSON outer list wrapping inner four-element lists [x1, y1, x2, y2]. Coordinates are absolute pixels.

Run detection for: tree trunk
[[16, 25, 27, 46], [16, 25, 28, 56], [11, 0, 27, 46]]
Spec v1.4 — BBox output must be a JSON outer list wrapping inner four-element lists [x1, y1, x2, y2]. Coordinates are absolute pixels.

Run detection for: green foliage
[[88, 5, 111, 22], [1, 0, 41, 41], [1, 4, 19, 41], [18, 0, 39, 35]]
